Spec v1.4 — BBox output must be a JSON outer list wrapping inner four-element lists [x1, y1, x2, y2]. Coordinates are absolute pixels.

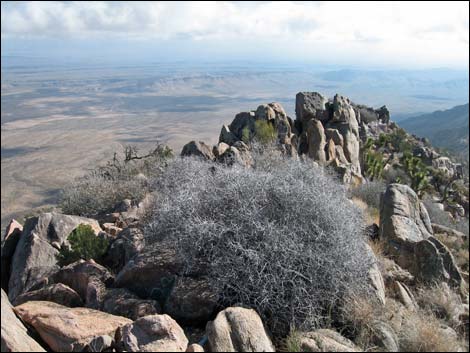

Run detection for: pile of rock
[[181, 92, 392, 185]]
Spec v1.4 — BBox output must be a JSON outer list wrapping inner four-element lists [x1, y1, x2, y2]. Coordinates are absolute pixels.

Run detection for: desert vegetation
[[145, 151, 374, 336], [56, 224, 109, 267], [60, 144, 172, 217]]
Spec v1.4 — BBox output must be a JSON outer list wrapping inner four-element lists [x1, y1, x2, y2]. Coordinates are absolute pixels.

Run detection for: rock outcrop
[[1, 219, 23, 292], [103, 227, 145, 273], [8, 213, 101, 301], [163, 277, 218, 325], [1, 289, 46, 352], [102, 288, 160, 320], [115, 246, 184, 299], [118, 314, 188, 352], [51, 259, 113, 308], [12, 283, 83, 307], [380, 184, 463, 287], [182, 141, 215, 160], [298, 329, 361, 352], [14, 301, 131, 352], [206, 307, 275, 352]]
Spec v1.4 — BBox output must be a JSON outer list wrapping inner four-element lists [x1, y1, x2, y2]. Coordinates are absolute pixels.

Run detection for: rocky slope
[[400, 103, 469, 158], [1, 91, 469, 352]]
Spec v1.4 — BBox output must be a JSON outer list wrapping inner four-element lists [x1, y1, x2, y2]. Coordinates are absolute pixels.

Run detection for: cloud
[[1, 1, 468, 68]]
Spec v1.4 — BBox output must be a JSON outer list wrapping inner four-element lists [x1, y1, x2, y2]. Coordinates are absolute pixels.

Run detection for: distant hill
[[400, 103, 469, 159]]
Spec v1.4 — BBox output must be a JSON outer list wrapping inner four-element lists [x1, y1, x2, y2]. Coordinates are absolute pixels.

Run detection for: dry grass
[[351, 197, 380, 225], [279, 330, 303, 352], [416, 283, 462, 323], [398, 309, 467, 352]]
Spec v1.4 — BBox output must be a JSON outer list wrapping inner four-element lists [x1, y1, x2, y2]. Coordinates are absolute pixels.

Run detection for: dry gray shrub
[[146, 151, 374, 336], [60, 144, 172, 216]]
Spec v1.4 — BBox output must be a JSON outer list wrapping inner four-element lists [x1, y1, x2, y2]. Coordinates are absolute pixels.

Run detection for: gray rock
[[118, 314, 188, 352], [103, 288, 160, 320], [1, 289, 46, 352], [370, 321, 399, 352], [306, 119, 327, 165], [8, 213, 101, 301], [104, 227, 145, 273], [295, 92, 329, 124], [391, 281, 417, 310], [84, 335, 114, 352], [213, 142, 230, 159], [431, 223, 467, 239], [13, 283, 83, 307], [206, 307, 275, 352], [380, 184, 433, 270], [299, 329, 361, 352], [115, 245, 185, 299], [218, 146, 253, 167], [219, 125, 239, 146], [376, 105, 390, 124], [181, 141, 215, 160], [1, 219, 23, 292], [163, 277, 217, 325], [51, 259, 114, 305], [368, 263, 386, 306], [353, 104, 379, 124], [325, 128, 344, 147], [413, 238, 450, 284], [229, 112, 256, 140]]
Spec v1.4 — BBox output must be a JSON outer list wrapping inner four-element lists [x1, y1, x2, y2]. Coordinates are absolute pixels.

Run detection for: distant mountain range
[[400, 103, 469, 159]]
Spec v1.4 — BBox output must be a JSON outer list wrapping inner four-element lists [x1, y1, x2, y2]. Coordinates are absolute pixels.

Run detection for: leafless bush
[[60, 144, 172, 216], [146, 152, 374, 336]]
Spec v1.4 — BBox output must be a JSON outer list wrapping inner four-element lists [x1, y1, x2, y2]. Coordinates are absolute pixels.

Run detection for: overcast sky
[[1, 1, 469, 69]]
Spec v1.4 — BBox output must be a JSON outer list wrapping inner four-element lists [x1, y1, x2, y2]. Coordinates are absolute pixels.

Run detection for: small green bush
[[56, 224, 109, 266], [254, 119, 277, 145]]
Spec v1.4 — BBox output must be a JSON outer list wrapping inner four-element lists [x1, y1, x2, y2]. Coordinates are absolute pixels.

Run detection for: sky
[[1, 1, 469, 69]]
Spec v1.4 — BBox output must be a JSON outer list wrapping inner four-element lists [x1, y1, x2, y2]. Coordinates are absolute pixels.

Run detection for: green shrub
[[363, 149, 385, 180], [254, 119, 277, 145], [402, 152, 430, 194], [56, 224, 109, 266]]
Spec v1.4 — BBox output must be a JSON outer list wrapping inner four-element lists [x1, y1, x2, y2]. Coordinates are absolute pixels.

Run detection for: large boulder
[[12, 283, 83, 307], [14, 301, 131, 352], [380, 184, 463, 287], [181, 141, 215, 160], [353, 104, 379, 124], [368, 263, 386, 306], [206, 307, 275, 352], [229, 112, 256, 140], [219, 125, 239, 146], [1, 289, 46, 352], [379, 184, 433, 269], [414, 237, 463, 287], [8, 213, 101, 301], [1, 219, 23, 292], [51, 259, 114, 307], [102, 288, 160, 320], [163, 277, 218, 325], [118, 314, 188, 352], [306, 119, 327, 165], [295, 92, 329, 124], [298, 329, 361, 352], [103, 227, 145, 273], [115, 245, 185, 299]]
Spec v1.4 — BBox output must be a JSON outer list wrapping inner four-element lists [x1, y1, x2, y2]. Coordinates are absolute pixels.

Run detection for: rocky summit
[[1, 91, 469, 352]]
